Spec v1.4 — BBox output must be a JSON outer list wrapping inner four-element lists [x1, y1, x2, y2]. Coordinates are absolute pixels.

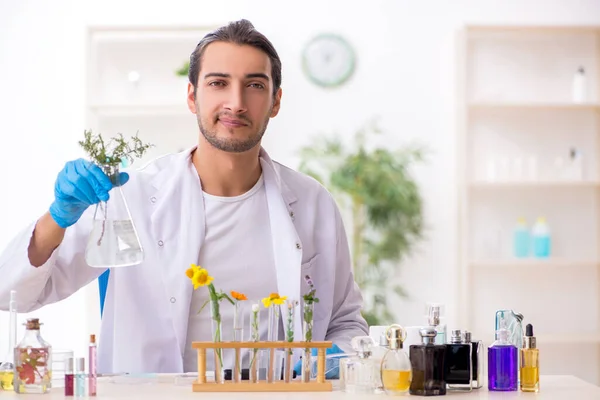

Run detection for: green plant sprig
[[78, 129, 153, 173]]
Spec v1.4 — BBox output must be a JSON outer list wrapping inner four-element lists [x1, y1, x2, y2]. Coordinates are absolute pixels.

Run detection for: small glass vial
[[64, 357, 75, 396], [488, 318, 518, 391], [14, 318, 52, 394], [464, 331, 484, 389], [409, 326, 447, 396], [380, 325, 412, 396], [339, 336, 376, 394], [520, 324, 539, 392], [445, 329, 472, 391], [75, 357, 87, 397]]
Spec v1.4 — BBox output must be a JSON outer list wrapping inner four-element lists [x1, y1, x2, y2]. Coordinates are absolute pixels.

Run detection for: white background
[[1, 0, 600, 384]]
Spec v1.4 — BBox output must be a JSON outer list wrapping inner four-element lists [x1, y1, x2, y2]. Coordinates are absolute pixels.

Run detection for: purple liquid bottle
[[488, 318, 518, 391]]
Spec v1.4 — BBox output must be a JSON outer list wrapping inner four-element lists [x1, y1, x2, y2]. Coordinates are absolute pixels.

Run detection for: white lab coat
[[0, 146, 368, 373]]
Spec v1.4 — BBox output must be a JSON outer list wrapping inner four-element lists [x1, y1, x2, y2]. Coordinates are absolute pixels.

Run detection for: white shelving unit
[[82, 24, 217, 337], [84, 25, 218, 166], [458, 26, 600, 385]]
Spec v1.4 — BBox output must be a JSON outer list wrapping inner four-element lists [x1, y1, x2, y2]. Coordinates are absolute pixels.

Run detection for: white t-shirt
[[183, 173, 281, 373]]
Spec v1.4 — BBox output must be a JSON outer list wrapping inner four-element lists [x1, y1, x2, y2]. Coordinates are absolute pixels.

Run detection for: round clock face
[[302, 33, 356, 88]]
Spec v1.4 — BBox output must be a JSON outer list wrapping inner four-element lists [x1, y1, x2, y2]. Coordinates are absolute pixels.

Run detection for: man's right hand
[[48, 159, 129, 228]]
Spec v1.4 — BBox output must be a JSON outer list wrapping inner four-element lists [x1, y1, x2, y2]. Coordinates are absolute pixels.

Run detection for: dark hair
[[188, 19, 282, 97]]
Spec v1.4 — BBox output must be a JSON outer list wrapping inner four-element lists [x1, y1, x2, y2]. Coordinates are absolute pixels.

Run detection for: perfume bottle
[[371, 328, 391, 393], [340, 336, 376, 394], [520, 324, 539, 392], [464, 331, 483, 389], [409, 326, 447, 396], [0, 290, 17, 391], [444, 329, 472, 391], [75, 357, 87, 397], [380, 325, 412, 395], [488, 317, 518, 391], [14, 318, 52, 394], [426, 303, 447, 345]]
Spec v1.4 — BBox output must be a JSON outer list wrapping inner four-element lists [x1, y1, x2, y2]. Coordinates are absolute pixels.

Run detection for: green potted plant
[[298, 117, 427, 326]]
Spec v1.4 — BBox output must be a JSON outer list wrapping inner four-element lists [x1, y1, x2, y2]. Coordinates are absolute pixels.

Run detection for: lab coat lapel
[[260, 154, 303, 341], [149, 148, 204, 363]]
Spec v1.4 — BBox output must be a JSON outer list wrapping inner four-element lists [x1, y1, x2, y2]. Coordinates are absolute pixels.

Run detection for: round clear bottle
[[14, 318, 52, 394], [381, 324, 412, 395]]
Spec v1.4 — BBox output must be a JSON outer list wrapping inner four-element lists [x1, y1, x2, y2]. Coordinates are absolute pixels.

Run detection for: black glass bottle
[[445, 330, 472, 391], [409, 326, 447, 396], [464, 331, 483, 389]]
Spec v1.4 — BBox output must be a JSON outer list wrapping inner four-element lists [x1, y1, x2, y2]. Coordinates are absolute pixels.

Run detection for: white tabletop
[[2, 375, 599, 399]]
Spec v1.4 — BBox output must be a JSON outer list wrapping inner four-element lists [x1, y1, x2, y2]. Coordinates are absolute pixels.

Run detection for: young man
[[0, 19, 368, 374]]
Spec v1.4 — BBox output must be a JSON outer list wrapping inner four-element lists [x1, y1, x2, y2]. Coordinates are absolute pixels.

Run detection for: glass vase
[[249, 302, 261, 383], [284, 299, 298, 383], [14, 318, 52, 394], [85, 163, 144, 268], [302, 301, 315, 383], [210, 300, 224, 384]]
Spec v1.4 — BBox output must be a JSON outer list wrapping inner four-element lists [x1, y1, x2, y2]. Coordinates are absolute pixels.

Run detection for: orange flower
[[231, 291, 247, 301]]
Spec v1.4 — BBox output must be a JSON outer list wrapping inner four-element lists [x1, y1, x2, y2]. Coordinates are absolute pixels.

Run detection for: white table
[[2, 375, 599, 399]]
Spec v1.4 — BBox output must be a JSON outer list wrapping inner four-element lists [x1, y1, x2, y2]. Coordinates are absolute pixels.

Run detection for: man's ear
[[270, 88, 282, 118], [186, 82, 196, 114]]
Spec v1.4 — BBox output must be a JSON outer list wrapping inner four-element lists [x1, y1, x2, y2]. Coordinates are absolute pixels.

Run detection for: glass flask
[[14, 318, 52, 394], [85, 163, 144, 268]]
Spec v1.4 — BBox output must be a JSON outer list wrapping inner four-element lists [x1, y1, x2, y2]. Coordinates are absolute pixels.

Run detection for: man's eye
[[249, 83, 265, 89], [209, 81, 225, 87]]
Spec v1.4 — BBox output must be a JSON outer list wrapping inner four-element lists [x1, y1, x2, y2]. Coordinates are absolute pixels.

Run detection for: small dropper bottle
[[520, 324, 539, 392]]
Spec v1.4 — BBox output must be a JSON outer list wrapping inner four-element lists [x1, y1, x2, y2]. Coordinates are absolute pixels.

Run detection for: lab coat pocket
[[301, 253, 329, 323]]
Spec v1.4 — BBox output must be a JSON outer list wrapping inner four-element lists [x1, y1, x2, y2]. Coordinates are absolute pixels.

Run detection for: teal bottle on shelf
[[532, 217, 551, 258], [513, 218, 530, 258]]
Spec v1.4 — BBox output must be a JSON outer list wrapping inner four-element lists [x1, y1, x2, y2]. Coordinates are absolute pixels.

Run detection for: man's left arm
[[324, 207, 369, 353]]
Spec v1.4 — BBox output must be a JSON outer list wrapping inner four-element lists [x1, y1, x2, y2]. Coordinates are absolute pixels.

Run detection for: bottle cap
[[419, 326, 437, 345], [66, 357, 74, 374], [524, 323, 537, 349], [385, 324, 407, 350], [24, 318, 42, 330], [463, 331, 472, 343], [76, 358, 86, 373], [426, 303, 444, 327], [90, 334, 96, 344], [450, 329, 463, 343], [351, 336, 374, 359]]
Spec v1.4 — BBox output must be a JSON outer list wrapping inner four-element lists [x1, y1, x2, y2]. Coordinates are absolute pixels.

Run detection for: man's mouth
[[218, 117, 248, 128]]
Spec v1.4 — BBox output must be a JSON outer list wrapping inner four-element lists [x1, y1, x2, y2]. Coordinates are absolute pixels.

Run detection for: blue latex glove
[[49, 159, 129, 228], [293, 344, 346, 379]]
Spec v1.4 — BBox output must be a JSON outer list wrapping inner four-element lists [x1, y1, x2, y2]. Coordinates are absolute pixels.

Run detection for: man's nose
[[224, 85, 247, 114]]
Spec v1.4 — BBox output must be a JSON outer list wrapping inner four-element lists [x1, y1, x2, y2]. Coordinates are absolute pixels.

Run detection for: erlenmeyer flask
[[85, 163, 144, 268]]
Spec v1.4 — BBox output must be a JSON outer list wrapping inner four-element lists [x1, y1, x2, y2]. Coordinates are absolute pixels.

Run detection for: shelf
[[89, 103, 192, 117], [469, 102, 600, 111], [470, 181, 600, 189], [471, 259, 599, 268]]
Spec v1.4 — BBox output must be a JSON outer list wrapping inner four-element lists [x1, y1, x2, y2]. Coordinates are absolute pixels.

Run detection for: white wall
[[1, 0, 600, 381]]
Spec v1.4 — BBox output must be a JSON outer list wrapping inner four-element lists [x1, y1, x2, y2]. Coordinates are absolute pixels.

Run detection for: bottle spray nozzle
[[351, 336, 375, 359], [385, 324, 406, 350], [524, 323, 537, 349]]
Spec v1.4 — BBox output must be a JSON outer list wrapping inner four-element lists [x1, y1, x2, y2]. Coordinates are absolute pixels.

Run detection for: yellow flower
[[262, 293, 287, 308], [186, 264, 214, 290], [231, 291, 247, 301]]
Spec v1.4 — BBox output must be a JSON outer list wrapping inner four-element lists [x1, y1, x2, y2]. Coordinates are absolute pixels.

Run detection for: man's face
[[187, 41, 282, 153]]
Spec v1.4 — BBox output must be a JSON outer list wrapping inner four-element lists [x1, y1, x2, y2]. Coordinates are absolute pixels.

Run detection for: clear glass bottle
[[340, 336, 376, 394], [426, 303, 447, 345], [520, 324, 539, 393], [85, 163, 144, 268], [380, 325, 412, 396], [488, 317, 518, 391], [409, 326, 447, 396], [464, 331, 483, 389], [445, 329, 472, 391], [372, 329, 390, 393], [14, 318, 52, 394], [0, 290, 17, 390]]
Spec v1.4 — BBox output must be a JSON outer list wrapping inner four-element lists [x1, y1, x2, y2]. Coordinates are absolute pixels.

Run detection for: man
[[0, 19, 368, 374]]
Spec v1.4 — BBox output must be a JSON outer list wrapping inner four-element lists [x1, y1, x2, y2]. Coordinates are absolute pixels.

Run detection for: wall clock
[[302, 33, 356, 88]]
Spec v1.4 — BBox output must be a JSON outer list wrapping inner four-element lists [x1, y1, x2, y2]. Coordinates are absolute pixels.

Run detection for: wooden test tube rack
[[191, 341, 333, 392]]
